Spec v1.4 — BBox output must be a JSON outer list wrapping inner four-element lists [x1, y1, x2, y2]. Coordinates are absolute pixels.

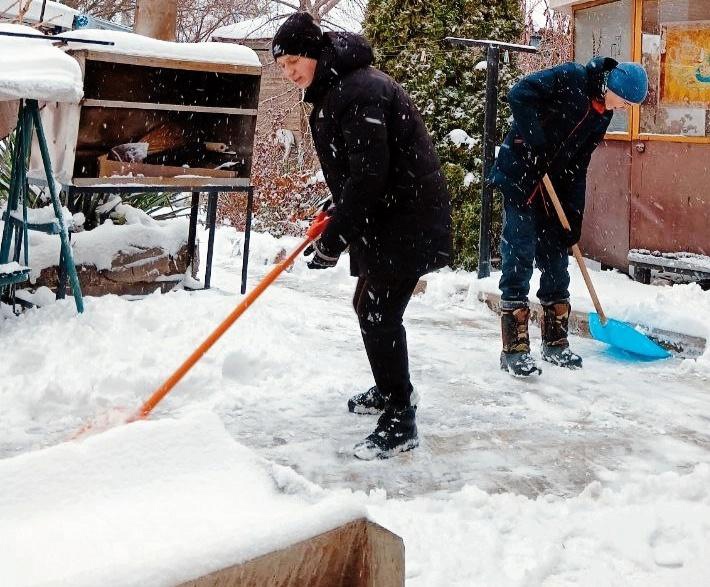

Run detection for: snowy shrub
[[364, 0, 523, 269]]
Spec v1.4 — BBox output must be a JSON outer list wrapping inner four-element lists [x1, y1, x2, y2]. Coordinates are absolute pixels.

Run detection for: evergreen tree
[[364, 0, 523, 270]]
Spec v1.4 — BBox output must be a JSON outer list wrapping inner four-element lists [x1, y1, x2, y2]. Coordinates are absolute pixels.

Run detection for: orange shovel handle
[[130, 212, 331, 422]]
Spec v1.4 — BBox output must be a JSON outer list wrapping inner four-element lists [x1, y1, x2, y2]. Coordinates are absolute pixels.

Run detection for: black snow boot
[[348, 385, 419, 415], [500, 306, 541, 377], [348, 386, 389, 414], [353, 405, 418, 460], [541, 301, 583, 369]]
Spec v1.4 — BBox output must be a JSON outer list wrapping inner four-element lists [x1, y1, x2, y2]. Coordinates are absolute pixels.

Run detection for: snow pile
[[58, 29, 261, 68], [0, 412, 365, 587], [0, 204, 189, 279], [231, 229, 300, 266], [6, 202, 74, 226], [448, 128, 478, 149], [368, 464, 710, 585], [0, 24, 83, 103]]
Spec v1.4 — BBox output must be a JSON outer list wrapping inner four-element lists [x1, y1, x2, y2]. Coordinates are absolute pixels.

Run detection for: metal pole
[[240, 186, 254, 295], [186, 191, 199, 275], [478, 44, 500, 279], [204, 192, 218, 289], [444, 37, 537, 279]]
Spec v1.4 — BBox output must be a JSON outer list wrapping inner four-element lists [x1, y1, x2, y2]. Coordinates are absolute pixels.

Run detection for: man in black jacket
[[273, 12, 451, 459], [491, 58, 648, 377]]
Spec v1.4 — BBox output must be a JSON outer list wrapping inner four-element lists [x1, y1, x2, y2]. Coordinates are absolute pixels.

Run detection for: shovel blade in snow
[[588, 313, 671, 359]]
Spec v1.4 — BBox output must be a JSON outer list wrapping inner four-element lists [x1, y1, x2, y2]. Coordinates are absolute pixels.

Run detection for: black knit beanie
[[272, 12, 324, 60]]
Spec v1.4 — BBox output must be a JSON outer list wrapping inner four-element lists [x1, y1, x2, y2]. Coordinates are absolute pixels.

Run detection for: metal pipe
[[241, 186, 254, 294], [478, 44, 500, 279], [0, 30, 114, 45]]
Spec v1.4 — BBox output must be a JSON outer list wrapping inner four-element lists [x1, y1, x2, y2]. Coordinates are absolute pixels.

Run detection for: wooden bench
[[628, 249, 710, 288]]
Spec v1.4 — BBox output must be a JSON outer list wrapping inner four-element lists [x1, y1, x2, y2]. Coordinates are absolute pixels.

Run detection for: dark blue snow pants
[[498, 187, 571, 310]]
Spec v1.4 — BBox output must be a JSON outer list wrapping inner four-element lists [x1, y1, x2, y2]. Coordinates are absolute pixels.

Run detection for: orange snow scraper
[[73, 211, 331, 438]]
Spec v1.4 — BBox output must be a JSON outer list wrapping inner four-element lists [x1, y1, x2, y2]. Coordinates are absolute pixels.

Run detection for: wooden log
[[27, 242, 194, 297]]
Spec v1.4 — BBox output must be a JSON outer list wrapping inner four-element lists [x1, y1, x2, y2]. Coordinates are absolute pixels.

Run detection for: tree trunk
[[134, 0, 177, 41]]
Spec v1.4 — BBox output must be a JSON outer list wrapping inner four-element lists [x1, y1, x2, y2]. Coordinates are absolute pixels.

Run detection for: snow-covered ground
[[1, 225, 710, 585]]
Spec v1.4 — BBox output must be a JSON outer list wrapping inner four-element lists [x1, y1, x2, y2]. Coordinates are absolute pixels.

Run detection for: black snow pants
[[353, 275, 419, 409]]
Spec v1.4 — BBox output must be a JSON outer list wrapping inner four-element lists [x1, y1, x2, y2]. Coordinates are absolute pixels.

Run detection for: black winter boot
[[348, 386, 419, 415], [348, 386, 389, 414], [541, 301, 583, 369], [500, 306, 541, 377], [353, 405, 418, 460]]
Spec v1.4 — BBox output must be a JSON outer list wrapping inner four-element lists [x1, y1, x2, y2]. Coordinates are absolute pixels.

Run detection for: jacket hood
[[586, 56, 618, 99], [305, 32, 374, 102]]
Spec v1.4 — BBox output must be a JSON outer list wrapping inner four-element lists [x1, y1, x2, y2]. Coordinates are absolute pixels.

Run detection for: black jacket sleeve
[[507, 66, 563, 152], [317, 102, 390, 256]]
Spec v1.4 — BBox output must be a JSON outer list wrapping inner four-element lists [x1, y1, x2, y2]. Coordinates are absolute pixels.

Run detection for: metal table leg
[[241, 186, 254, 294], [204, 192, 218, 289], [186, 191, 200, 275]]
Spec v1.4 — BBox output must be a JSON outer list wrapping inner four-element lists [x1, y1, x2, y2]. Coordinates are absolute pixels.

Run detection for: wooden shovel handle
[[541, 174, 607, 324]]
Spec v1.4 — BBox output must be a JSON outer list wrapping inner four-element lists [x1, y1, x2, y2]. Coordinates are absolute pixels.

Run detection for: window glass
[[640, 0, 710, 136], [575, 0, 633, 132]]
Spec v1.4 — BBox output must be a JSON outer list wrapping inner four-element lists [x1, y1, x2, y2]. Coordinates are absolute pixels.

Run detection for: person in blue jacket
[[491, 58, 648, 377]]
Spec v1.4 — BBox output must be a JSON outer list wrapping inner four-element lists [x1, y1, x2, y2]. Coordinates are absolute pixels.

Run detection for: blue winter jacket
[[491, 57, 617, 243]]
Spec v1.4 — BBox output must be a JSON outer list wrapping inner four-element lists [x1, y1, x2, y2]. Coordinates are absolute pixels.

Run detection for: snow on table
[[0, 412, 365, 587], [6, 203, 73, 226], [59, 29, 261, 68], [0, 261, 29, 273], [0, 24, 83, 103]]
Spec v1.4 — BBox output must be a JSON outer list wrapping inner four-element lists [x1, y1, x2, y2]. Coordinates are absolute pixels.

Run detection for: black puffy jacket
[[304, 32, 451, 278], [491, 58, 616, 244]]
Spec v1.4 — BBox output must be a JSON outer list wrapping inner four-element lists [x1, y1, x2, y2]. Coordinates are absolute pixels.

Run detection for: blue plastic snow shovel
[[542, 175, 670, 359]]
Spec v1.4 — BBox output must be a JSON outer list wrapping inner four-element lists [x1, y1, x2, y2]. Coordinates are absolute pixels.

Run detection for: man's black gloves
[[304, 240, 339, 269]]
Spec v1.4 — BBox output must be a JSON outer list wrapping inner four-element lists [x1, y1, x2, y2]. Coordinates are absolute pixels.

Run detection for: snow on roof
[[58, 29, 262, 68], [211, 1, 363, 41], [0, 24, 83, 103], [0, 412, 365, 587], [0, 0, 78, 31]]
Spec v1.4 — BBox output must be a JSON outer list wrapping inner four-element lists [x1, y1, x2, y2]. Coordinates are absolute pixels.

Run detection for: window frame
[[572, 0, 710, 144]]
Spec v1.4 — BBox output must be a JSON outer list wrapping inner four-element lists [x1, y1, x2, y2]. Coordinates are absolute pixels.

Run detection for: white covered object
[[0, 24, 83, 103], [0, 0, 78, 31], [59, 29, 261, 68]]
